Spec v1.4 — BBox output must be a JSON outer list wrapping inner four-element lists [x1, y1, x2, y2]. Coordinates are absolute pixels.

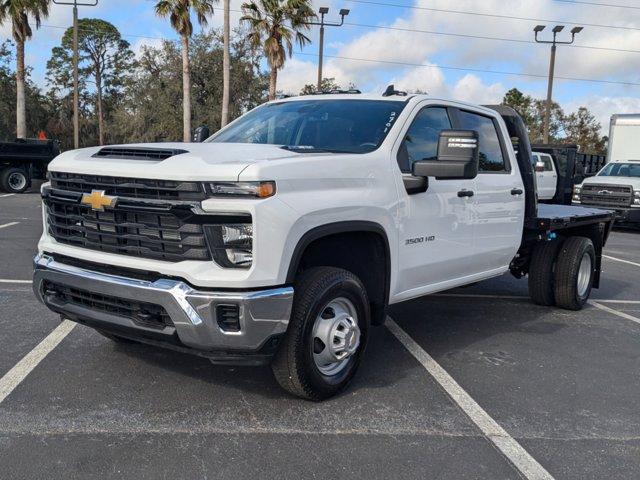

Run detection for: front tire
[[272, 267, 370, 401], [554, 236, 595, 311], [0, 167, 29, 193]]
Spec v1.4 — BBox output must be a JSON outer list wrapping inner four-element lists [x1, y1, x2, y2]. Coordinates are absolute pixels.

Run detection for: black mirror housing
[[412, 129, 479, 180], [193, 125, 210, 143]]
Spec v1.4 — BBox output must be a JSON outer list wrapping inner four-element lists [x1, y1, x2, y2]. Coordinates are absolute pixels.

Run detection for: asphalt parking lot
[[1, 190, 639, 479]]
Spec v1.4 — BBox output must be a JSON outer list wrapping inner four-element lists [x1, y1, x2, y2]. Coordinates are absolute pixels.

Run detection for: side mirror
[[412, 130, 479, 180], [192, 125, 210, 143], [535, 161, 545, 172]]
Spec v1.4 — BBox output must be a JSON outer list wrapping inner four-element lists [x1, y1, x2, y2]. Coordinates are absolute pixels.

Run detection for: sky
[[1, 0, 639, 130]]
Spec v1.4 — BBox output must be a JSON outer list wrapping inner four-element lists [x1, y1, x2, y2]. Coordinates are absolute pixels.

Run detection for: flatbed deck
[[525, 204, 615, 232]]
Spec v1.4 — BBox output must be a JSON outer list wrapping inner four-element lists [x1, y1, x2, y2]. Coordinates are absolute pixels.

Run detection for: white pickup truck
[[33, 93, 614, 400], [572, 114, 640, 225]]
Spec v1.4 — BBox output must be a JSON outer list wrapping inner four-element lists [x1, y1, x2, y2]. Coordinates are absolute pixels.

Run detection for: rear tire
[[528, 238, 564, 306], [0, 167, 29, 193], [554, 236, 595, 311], [272, 267, 370, 401]]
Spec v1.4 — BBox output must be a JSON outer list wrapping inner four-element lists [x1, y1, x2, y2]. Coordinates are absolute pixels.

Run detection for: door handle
[[457, 190, 474, 198], [511, 188, 523, 195]]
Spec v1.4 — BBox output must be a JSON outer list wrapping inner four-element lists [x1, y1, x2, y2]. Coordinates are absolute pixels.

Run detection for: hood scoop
[[92, 147, 188, 161]]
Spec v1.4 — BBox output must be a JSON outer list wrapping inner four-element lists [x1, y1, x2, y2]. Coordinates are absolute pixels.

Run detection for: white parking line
[[603, 255, 640, 269], [386, 318, 554, 480], [0, 320, 76, 404], [0, 221, 19, 230], [588, 301, 640, 326], [0, 279, 32, 284], [0, 193, 15, 198]]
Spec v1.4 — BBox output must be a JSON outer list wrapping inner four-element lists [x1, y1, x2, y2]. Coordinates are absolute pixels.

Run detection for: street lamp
[[534, 24, 583, 144], [308, 7, 350, 91]]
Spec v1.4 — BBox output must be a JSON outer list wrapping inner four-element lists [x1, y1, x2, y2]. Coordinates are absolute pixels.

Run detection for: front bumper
[[33, 254, 293, 365]]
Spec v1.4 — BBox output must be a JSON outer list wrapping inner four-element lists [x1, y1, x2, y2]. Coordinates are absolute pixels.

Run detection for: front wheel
[[272, 267, 370, 401], [0, 167, 29, 193]]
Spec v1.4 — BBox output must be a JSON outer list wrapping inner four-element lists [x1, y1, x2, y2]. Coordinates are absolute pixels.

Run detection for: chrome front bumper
[[33, 254, 293, 359]]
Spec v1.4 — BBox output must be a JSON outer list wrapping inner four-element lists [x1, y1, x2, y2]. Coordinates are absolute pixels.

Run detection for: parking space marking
[[0, 279, 32, 284], [0, 221, 20, 230], [588, 300, 640, 326], [386, 318, 554, 480], [0, 320, 75, 404], [603, 255, 640, 269], [0, 194, 15, 198]]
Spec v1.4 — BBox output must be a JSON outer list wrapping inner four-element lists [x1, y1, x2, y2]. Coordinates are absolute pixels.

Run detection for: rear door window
[[458, 110, 508, 173]]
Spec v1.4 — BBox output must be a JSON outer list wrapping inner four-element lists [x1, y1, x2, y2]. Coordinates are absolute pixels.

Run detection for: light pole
[[308, 7, 350, 91], [534, 24, 583, 144], [52, 0, 99, 149]]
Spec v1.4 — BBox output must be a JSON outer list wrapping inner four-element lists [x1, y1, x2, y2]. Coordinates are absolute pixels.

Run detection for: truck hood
[[48, 142, 301, 181], [582, 175, 640, 190]]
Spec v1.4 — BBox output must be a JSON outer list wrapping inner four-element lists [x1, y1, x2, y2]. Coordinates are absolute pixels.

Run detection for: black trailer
[[531, 144, 607, 205], [0, 138, 60, 193]]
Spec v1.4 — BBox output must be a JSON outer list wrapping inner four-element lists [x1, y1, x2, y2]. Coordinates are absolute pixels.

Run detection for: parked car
[[572, 114, 640, 225], [0, 138, 60, 193], [32, 93, 614, 400]]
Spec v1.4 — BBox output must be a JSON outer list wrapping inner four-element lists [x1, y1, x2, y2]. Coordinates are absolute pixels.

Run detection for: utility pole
[[534, 24, 583, 144], [308, 7, 350, 91], [53, 0, 98, 149]]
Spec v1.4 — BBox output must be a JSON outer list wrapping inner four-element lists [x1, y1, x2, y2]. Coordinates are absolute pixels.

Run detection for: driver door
[[393, 104, 479, 300]]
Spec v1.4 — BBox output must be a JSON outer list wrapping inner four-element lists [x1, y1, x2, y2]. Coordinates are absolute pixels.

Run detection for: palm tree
[[155, 0, 216, 142], [220, 0, 230, 127], [241, 0, 315, 101], [0, 0, 50, 139]]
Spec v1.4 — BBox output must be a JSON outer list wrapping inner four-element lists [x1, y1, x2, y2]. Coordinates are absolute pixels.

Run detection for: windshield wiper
[[281, 145, 360, 154]]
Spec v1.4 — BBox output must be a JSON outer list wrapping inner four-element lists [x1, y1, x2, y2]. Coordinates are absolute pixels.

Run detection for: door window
[[397, 107, 452, 173], [541, 154, 554, 171], [458, 110, 508, 173]]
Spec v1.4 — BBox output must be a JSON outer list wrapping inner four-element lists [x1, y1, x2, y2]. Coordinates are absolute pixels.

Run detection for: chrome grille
[[50, 172, 205, 201], [580, 184, 633, 208]]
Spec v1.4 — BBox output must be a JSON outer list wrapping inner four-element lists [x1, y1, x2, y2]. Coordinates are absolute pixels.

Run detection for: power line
[[344, 0, 640, 32], [40, 16, 640, 55], [554, 0, 640, 9], [37, 18, 640, 88], [296, 52, 640, 87], [345, 22, 640, 54]]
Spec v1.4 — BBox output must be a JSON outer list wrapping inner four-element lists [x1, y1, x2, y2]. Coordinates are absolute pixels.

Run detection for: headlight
[[205, 223, 253, 268], [634, 190, 640, 206], [206, 181, 275, 198], [572, 185, 581, 202]]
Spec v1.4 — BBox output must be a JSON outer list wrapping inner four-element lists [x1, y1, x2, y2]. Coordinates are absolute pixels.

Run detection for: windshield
[[209, 99, 406, 154], [598, 162, 640, 178]]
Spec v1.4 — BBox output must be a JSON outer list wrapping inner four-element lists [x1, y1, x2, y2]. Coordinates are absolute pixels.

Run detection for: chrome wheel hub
[[577, 252, 592, 297], [8, 172, 26, 191], [312, 297, 361, 376]]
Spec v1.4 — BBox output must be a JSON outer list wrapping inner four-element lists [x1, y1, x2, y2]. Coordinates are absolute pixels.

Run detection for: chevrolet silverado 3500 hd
[[33, 94, 614, 400]]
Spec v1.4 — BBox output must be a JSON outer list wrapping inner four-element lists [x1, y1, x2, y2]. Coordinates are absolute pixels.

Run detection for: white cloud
[[566, 95, 640, 131]]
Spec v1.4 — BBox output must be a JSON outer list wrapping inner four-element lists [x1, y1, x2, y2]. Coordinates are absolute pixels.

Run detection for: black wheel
[[528, 238, 564, 306], [272, 267, 370, 401], [0, 167, 29, 193], [95, 329, 138, 344], [554, 236, 596, 311]]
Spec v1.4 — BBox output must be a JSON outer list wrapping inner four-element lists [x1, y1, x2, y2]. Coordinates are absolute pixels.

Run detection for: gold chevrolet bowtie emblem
[[81, 190, 117, 211]]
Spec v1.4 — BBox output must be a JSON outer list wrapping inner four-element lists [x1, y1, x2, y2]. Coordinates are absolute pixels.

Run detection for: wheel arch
[[285, 221, 391, 326]]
